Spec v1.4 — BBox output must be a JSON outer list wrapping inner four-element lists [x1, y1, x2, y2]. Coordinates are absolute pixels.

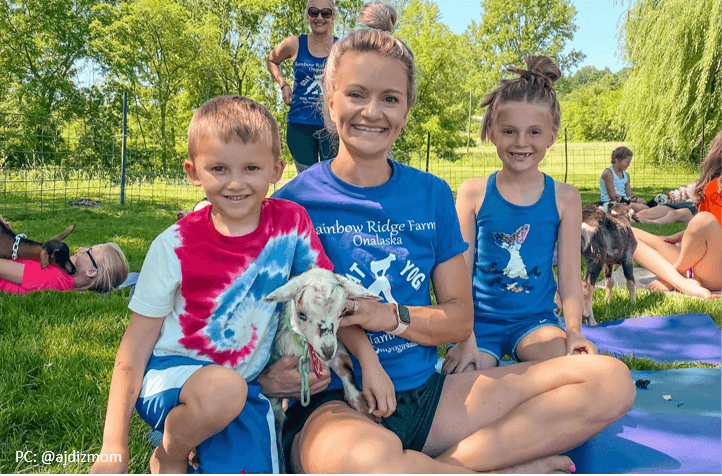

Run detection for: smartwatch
[[388, 303, 411, 336]]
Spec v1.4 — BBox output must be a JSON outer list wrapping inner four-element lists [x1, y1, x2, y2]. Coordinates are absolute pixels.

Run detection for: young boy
[[91, 96, 335, 474]]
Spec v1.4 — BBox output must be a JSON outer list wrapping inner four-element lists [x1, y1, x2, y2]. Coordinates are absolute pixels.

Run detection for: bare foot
[[645, 279, 670, 292], [486, 455, 575, 474], [675, 278, 718, 299], [149, 445, 188, 474]]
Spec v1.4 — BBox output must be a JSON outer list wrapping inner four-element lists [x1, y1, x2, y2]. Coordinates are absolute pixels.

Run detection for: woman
[[267, 0, 336, 173], [0, 243, 129, 294], [261, 25, 635, 473], [633, 130, 722, 299]]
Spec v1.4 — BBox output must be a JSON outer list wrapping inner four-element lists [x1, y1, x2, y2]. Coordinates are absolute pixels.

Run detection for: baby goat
[[581, 202, 638, 326], [262, 267, 379, 463], [0, 217, 76, 274]]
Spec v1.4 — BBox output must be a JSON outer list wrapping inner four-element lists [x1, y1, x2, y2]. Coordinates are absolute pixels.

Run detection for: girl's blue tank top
[[287, 35, 331, 127], [472, 172, 560, 319]]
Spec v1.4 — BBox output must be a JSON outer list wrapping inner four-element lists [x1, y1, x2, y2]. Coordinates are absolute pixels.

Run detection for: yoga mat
[[569, 314, 721, 364], [566, 369, 721, 474]]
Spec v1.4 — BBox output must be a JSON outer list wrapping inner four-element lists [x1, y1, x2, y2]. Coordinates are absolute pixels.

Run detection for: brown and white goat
[[0, 217, 76, 274], [580, 203, 638, 326]]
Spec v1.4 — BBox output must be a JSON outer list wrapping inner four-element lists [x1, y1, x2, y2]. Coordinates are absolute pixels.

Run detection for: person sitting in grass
[[0, 244, 128, 294], [632, 130, 721, 299], [600, 146, 649, 212]]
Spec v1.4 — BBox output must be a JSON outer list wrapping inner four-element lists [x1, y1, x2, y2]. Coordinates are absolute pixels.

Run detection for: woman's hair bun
[[357, 1, 397, 33]]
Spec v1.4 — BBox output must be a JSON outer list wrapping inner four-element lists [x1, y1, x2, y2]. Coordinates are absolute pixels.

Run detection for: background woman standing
[[267, 0, 337, 173]]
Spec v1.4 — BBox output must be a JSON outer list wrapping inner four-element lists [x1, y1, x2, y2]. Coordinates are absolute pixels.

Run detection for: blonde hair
[[323, 29, 415, 135], [480, 56, 561, 141], [77, 242, 129, 294], [187, 96, 281, 163], [694, 130, 722, 207], [357, 2, 397, 33], [611, 146, 633, 164]]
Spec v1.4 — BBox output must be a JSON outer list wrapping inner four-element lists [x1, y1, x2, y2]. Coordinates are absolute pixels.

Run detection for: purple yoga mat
[[572, 314, 721, 364]]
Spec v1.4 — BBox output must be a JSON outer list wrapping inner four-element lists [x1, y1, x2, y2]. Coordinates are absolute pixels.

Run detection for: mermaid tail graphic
[[492, 224, 530, 279]]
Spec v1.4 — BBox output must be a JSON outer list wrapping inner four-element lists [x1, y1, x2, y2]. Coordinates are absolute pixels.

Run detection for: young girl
[[0, 243, 128, 294], [443, 56, 596, 374], [267, 28, 633, 472], [600, 146, 649, 212]]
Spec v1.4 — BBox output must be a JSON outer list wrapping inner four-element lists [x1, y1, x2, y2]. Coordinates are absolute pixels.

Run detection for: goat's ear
[[262, 276, 305, 303], [52, 224, 75, 242], [334, 273, 381, 301], [40, 249, 50, 269]]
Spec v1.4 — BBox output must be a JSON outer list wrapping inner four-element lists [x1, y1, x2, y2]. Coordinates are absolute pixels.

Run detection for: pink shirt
[[0, 260, 75, 294]]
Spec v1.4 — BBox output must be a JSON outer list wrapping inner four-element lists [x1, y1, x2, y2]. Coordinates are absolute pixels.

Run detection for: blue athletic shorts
[[473, 312, 563, 362], [135, 354, 278, 473]]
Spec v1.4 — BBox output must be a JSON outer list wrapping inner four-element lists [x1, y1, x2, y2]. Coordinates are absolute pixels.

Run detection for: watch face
[[398, 304, 411, 324]]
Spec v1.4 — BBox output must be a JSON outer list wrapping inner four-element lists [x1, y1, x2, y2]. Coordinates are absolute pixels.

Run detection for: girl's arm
[[0, 258, 26, 284], [91, 312, 163, 473], [266, 36, 299, 106], [337, 326, 395, 418], [556, 183, 595, 354], [602, 170, 619, 200]]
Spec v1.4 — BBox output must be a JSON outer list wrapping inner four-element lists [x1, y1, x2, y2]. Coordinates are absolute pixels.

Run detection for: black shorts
[[286, 122, 335, 167], [282, 372, 446, 472], [665, 201, 698, 214]]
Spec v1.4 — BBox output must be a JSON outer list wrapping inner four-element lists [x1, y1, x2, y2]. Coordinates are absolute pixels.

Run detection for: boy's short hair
[[611, 146, 633, 164], [188, 96, 281, 162]]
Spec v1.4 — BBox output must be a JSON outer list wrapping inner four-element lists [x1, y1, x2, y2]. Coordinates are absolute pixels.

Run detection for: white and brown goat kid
[[263, 267, 379, 427]]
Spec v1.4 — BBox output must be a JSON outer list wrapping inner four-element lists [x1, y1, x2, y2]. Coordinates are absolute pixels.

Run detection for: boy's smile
[[184, 135, 284, 237]]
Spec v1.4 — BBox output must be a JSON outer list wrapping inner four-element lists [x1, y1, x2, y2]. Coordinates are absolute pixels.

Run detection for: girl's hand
[[257, 356, 331, 398], [441, 336, 484, 374], [90, 445, 129, 473], [362, 362, 396, 419], [566, 329, 597, 355]]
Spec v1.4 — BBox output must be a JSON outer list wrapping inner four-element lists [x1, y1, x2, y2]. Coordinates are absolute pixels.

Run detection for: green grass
[[0, 195, 719, 473]]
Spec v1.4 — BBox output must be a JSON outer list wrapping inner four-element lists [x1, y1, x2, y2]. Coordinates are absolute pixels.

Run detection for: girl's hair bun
[[357, 1, 397, 33], [507, 55, 561, 91]]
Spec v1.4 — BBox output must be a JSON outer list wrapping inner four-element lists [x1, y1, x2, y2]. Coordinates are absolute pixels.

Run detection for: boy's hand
[[362, 362, 396, 419], [257, 356, 331, 398], [442, 336, 484, 374], [90, 445, 129, 473]]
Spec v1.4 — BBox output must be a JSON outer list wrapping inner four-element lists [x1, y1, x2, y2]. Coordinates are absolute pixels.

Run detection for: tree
[[619, 0, 721, 164]]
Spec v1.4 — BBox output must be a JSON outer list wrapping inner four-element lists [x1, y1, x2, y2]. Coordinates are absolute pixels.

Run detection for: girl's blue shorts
[[473, 311, 564, 362]]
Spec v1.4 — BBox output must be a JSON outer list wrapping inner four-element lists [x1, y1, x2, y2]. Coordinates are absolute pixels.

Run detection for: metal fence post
[[564, 128, 568, 183], [120, 92, 128, 205], [425, 131, 430, 172]]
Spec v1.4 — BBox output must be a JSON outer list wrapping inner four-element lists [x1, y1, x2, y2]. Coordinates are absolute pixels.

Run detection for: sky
[[434, 0, 630, 73]]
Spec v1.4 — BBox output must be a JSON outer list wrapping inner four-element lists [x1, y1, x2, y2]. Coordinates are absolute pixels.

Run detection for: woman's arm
[[266, 36, 299, 106], [602, 170, 619, 201], [556, 183, 595, 354], [92, 313, 163, 473], [0, 258, 25, 284]]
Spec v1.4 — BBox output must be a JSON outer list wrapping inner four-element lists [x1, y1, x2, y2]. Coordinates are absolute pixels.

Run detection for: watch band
[[388, 303, 409, 336]]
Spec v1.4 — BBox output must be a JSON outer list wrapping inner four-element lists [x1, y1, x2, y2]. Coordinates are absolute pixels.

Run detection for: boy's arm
[[92, 312, 163, 473], [0, 258, 25, 284]]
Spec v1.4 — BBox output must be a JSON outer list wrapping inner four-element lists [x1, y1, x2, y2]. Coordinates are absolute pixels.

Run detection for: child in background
[[92, 96, 338, 474], [599, 146, 649, 212], [443, 56, 596, 374]]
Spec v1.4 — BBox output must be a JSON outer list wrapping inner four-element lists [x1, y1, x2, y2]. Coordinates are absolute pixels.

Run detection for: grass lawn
[[0, 198, 719, 473]]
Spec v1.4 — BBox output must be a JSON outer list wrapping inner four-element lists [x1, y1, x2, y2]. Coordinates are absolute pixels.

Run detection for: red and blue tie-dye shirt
[[129, 198, 332, 380]]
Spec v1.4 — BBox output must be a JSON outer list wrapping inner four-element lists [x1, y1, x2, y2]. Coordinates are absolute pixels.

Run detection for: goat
[[580, 202, 638, 326], [262, 267, 379, 465], [0, 217, 76, 274]]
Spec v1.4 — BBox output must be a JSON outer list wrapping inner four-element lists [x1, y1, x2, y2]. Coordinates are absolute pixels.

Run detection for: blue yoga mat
[[566, 369, 721, 474], [570, 314, 721, 364]]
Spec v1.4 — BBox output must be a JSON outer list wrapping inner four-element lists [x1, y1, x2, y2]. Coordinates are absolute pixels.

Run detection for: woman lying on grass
[[0, 244, 129, 294], [632, 130, 721, 299]]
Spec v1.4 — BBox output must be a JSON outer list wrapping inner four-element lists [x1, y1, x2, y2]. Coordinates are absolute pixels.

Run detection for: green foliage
[[619, 0, 722, 165]]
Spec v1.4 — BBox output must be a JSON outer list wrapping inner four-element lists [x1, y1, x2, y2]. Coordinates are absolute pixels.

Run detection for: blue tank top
[[472, 172, 560, 319], [599, 166, 629, 203], [287, 35, 332, 126]]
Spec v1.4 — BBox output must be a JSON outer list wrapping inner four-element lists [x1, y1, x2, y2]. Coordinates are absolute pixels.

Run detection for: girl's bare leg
[[150, 366, 247, 474], [515, 325, 567, 362], [425, 355, 634, 471]]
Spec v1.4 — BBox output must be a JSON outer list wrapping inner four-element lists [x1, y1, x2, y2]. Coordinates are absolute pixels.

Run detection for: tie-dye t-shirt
[[129, 198, 333, 381]]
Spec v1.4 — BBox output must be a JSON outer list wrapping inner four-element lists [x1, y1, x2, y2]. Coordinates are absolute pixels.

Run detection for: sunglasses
[[86, 247, 98, 269], [307, 7, 333, 19]]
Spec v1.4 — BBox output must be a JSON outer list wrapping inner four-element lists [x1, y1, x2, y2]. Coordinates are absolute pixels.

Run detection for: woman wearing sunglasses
[[267, 0, 337, 173], [0, 243, 129, 294]]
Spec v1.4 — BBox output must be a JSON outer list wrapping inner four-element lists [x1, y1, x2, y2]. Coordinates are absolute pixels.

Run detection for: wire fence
[[0, 112, 702, 217]]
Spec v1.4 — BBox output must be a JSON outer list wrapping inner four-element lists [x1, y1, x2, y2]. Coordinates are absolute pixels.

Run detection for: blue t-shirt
[[273, 160, 467, 391], [287, 35, 332, 127], [472, 172, 559, 322]]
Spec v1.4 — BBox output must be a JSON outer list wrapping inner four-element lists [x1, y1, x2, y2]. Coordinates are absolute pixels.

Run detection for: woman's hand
[[257, 356, 331, 399], [566, 329, 597, 355], [339, 299, 397, 333], [441, 335, 484, 374], [281, 85, 292, 106], [361, 361, 396, 419]]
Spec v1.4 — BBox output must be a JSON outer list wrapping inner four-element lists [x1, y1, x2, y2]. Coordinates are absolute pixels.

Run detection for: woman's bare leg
[[424, 355, 634, 472], [644, 208, 693, 224], [673, 211, 721, 291], [635, 206, 673, 223]]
